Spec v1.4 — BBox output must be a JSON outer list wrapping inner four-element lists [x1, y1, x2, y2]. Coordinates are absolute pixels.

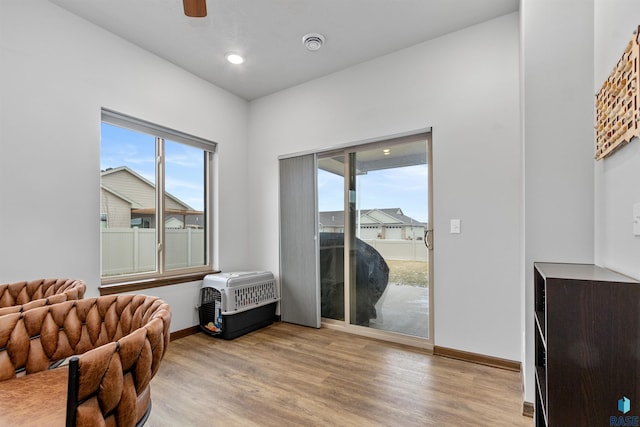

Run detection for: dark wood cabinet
[[534, 262, 640, 427]]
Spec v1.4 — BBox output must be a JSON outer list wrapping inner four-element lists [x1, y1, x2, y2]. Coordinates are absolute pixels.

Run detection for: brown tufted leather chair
[[0, 278, 86, 316], [0, 294, 171, 427]]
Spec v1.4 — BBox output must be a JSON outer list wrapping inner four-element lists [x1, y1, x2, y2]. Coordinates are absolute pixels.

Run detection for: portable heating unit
[[199, 271, 279, 339]]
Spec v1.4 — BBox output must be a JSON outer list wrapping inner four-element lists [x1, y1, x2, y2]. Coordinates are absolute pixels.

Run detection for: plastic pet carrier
[[199, 271, 279, 339]]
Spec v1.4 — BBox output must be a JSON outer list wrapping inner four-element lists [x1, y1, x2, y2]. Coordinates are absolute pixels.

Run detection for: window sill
[[99, 271, 221, 295]]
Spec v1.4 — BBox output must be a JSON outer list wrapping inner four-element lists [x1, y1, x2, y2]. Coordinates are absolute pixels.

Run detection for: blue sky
[[102, 122, 428, 222], [318, 165, 428, 223], [100, 123, 205, 211]]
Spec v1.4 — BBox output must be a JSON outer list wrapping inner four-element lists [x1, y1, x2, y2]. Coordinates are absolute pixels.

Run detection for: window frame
[[100, 109, 218, 290]]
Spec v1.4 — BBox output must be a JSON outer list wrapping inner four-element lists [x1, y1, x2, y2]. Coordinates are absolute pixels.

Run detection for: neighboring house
[[101, 166, 203, 229], [319, 208, 426, 240], [318, 211, 345, 233]]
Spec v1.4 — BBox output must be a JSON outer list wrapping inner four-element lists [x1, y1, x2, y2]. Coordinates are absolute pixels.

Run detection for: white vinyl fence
[[101, 228, 205, 276], [362, 239, 428, 261], [102, 229, 424, 276]]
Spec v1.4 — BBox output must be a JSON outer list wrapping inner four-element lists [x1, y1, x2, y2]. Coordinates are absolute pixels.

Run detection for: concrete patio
[[370, 282, 429, 338]]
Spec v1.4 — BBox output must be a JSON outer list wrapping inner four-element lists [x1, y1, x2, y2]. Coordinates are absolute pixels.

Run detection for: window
[[100, 110, 215, 283]]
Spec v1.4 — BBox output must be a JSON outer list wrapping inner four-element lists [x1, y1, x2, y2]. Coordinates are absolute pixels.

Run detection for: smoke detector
[[302, 33, 325, 52]]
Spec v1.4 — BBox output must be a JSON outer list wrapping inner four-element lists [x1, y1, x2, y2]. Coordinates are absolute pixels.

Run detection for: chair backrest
[[0, 294, 169, 381], [66, 297, 171, 427], [0, 278, 86, 316]]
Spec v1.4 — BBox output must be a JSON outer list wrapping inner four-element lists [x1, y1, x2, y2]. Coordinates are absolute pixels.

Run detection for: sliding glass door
[[318, 154, 346, 321], [318, 134, 432, 340]]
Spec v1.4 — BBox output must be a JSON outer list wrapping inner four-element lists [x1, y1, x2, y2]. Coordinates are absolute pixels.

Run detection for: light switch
[[634, 203, 640, 236], [450, 219, 461, 234]]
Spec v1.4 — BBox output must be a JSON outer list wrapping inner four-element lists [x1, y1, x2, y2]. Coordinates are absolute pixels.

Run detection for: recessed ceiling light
[[226, 53, 244, 65], [383, 149, 391, 155], [302, 33, 325, 52]]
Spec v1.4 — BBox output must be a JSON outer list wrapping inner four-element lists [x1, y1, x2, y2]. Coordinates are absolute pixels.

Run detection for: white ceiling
[[49, 0, 519, 101]]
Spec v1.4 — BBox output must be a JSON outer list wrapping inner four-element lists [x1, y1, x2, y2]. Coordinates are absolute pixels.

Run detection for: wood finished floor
[[147, 322, 532, 427]]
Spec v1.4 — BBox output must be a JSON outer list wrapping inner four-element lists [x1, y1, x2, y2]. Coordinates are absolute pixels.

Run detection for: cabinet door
[[547, 279, 640, 426]]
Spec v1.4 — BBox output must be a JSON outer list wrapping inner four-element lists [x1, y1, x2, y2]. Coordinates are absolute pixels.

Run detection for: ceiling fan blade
[[183, 0, 207, 17]]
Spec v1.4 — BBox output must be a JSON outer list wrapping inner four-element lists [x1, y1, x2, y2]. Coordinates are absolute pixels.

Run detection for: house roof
[[361, 208, 427, 227], [319, 208, 426, 228], [319, 211, 345, 227], [101, 166, 200, 213], [100, 184, 137, 206]]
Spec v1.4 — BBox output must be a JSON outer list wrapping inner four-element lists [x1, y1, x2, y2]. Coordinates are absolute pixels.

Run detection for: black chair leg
[[65, 356, 80, 427]]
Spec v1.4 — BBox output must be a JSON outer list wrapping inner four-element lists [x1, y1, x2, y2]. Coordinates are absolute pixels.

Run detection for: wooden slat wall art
[[595, 26, 640, 160]]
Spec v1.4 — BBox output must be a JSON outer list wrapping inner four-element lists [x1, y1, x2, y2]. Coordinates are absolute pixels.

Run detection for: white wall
[[0, 0, 250, 332], [594, 1, 640, 279], [6, 5, 628, 408], [122, 281, 204, 333], [248, 14, 522, 361], [520, 0, 595, 403]]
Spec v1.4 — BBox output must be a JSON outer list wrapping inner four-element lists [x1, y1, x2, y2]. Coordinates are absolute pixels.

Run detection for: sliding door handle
[[424, 229, 433, 250]]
